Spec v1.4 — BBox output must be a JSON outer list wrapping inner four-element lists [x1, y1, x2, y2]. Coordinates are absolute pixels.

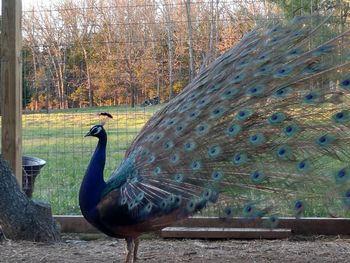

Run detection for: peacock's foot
[[125, 236, 140, 263]]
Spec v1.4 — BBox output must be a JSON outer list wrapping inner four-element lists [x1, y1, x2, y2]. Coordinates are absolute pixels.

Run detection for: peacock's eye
[[91, 126, 102, 135]]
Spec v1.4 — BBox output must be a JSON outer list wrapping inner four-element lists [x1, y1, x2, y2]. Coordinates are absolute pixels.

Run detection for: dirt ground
[[1, 234, 350, 262]]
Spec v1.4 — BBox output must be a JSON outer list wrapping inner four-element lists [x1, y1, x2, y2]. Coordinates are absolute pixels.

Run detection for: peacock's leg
[[133, 237, 140, 261], [125, 237, 134, 263]]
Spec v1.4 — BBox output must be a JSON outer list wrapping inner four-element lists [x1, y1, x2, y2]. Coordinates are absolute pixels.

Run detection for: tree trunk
[[82, 47, 93, 107], [163, 0, 174, 101], [0, 157, 60, 242], [208, 0, 219, 64], [166, 26, 174, 101], [150, 29, 161, 99], [131, 83, 135, 108], [185, 0, 195, 81]]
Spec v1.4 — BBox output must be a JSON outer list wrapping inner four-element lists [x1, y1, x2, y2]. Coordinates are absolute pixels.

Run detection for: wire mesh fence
[[23, 106, 160, 214], [14, 0, 350, 214]]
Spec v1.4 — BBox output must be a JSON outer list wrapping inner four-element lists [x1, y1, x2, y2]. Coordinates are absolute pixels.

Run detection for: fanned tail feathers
[[103, 14, 350, 226]]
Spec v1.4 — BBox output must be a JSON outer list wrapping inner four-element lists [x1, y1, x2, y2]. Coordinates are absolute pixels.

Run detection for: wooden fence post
[[1, 0, 23, 186]]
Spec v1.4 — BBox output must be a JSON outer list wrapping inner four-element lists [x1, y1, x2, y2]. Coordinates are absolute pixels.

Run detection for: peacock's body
[[80, 14, 350, 262]]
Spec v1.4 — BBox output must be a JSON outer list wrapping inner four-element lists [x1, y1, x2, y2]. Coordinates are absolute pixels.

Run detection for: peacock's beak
[[84, 131, 92, 137]]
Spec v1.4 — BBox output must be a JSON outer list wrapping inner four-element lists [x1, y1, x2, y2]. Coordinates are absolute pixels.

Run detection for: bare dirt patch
[[1, 234, 350, 262]]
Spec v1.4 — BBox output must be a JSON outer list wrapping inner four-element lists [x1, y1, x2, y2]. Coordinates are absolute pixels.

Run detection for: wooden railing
[[54, 216, 350, 238]]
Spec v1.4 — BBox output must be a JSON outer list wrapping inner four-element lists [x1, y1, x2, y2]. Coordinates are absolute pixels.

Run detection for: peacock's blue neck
[[79, 133, 107, 221]]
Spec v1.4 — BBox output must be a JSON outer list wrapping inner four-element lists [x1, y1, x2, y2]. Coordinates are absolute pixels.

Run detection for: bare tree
[[184, 0, 195, 81], [36, 9, 68, 109], [23, 9, 40, 110], [162, 0, 174, 101], [59, 0, 98, 107], [207, 0, 220, 64], [143, 0, 162, 99]]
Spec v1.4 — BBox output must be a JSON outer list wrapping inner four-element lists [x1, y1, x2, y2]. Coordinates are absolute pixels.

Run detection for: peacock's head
[[85, 125, 106, 138]]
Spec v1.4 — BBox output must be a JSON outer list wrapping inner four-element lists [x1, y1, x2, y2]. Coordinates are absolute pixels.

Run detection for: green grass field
[[23, 105, 162, 215]]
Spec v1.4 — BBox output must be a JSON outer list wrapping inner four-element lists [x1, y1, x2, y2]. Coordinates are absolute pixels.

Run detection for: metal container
[[22, 156, 46, 198]]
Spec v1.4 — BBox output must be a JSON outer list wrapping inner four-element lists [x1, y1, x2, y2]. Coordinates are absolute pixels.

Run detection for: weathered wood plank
[[177, 217, 350, 235], [161, 227, 291, 239], [1, 0, 23, 185], [55, 215, 98, 233], [54, 216, 350, 236]]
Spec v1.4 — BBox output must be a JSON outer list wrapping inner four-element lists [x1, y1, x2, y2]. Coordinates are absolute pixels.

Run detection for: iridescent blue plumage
[[79, 125, 115, 237], [80, 14, 350, 263]]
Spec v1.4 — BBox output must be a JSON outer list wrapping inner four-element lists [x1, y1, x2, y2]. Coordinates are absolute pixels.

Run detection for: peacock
[[80, 13, 350, 262]]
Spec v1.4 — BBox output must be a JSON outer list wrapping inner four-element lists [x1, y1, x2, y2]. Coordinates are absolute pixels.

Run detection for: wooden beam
[[1, 0, 23, 185], [54, 216, 350, 236]]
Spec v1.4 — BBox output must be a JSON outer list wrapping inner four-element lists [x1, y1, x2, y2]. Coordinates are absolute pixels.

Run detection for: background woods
[[19, 0, 350, 110], [21, 0, 349, 110], [21, 0, 275, 110]]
